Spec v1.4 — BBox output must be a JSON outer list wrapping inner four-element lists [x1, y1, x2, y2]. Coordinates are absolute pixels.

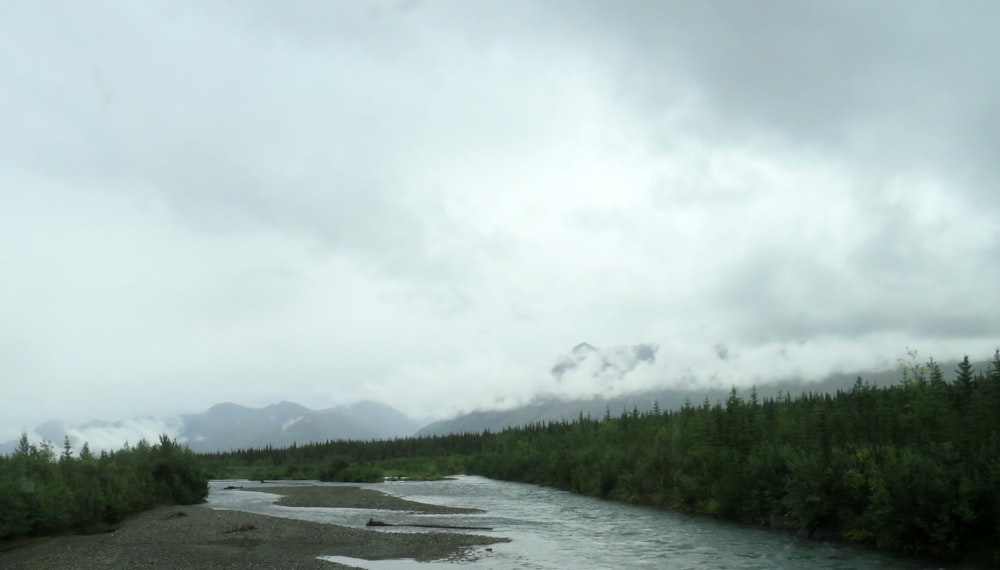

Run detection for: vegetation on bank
[[0, 434, 207, 541], [203, 350, 1000, 565], [470, 351, 1000, 563], [200, 443, 467, 483], [5, 350, 996, 563]]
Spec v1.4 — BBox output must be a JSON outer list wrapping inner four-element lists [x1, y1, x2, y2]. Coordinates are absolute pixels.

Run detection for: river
[[206, 476, 956, 569]]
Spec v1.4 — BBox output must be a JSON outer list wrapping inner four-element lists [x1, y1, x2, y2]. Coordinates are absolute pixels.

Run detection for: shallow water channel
[[207, 476, 956, 569]]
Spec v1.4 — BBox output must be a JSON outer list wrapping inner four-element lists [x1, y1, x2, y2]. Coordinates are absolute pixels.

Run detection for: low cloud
[[65, 417, 184, 454]]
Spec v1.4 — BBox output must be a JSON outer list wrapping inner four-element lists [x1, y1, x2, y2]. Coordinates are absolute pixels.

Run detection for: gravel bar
[[0, 486, 508, 569], [258, 485, 484, 513]]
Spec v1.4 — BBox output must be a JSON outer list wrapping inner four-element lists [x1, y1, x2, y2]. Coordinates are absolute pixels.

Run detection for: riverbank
[[0, 485, 508, 569]]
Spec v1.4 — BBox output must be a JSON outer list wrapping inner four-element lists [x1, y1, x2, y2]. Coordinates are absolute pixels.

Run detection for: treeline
[[200, 433, 483, 482], [471, 351, 1000, 564], [0, 434, 208, 541], [202, 350, 1000, 565]]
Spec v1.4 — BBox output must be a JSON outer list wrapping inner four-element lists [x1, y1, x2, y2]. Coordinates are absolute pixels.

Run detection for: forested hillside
[[415, 365, 912, 436], [471, 352, 1000, 563], [0, 434, 207, 541], [203, 350, 1000, 565]]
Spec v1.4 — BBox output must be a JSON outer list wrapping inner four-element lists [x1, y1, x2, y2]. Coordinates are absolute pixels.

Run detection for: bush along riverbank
[[0, 434, 207, 542], [202, 350, 1000, 567]]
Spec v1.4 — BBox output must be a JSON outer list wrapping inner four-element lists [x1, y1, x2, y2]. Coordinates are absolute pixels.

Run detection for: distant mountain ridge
[[0, 400, 424, 455], [180, 400, 422, 452], [2, 349, 980, 455], [416, 364, 953, 437]]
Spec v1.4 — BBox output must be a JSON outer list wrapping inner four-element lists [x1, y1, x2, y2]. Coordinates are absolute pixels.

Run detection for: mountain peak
[[552, 342, 657, 382], [268, 401, 309, 414], [206, 402, 248, 414]]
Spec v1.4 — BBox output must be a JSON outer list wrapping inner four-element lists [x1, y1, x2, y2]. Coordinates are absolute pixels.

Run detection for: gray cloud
[[714, 344, 730, 361], [576, 2, 1000, 168], [1, 1, 998, 439]]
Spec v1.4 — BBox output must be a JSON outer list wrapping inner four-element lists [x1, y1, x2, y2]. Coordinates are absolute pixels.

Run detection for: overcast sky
[[2, 0, 998, 442]]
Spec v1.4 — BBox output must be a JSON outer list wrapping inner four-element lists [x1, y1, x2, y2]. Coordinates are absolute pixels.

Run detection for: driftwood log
[[366, 518, 492, 531]]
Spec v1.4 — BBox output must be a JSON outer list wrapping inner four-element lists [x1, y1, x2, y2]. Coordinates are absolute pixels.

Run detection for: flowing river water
[[206, 476, 958, 569]]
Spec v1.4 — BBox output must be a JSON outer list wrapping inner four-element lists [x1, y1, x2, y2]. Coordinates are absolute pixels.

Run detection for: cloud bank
[[1, 1, 997, 437]]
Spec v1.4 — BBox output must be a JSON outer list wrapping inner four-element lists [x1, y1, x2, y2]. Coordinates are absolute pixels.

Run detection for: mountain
[[416, 364, 934, 437], [550, 341, 658, 382], [0, 438, 18, 455], [179, 400, 423, 452], [1, 400, 423, 455]]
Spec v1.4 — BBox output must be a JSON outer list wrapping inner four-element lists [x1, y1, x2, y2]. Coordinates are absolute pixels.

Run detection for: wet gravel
[[0, 486, 507, 569], [259, 485, 484, 514]]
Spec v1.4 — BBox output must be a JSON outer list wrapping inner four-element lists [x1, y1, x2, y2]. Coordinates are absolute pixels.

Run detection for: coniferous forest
[[0, 434, 207, 541], [200, 351, 1000, 565], [4, 351, 999, 565]]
